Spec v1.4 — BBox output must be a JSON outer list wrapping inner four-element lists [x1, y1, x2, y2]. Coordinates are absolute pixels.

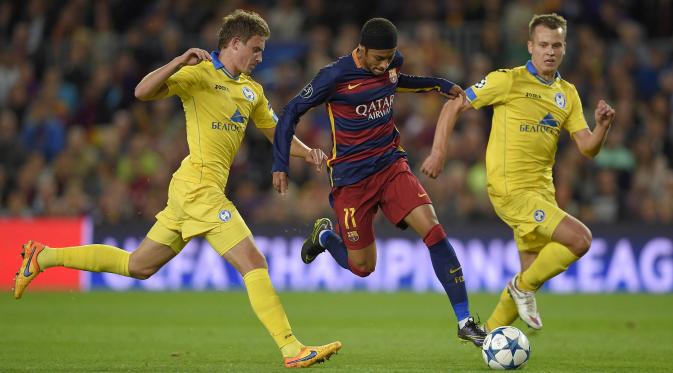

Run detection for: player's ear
[[527, 40, 533, 55], [230, 37, 241, 51]]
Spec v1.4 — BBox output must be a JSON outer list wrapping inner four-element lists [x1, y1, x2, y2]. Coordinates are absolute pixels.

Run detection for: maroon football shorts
[[330, 158, 432, 250]]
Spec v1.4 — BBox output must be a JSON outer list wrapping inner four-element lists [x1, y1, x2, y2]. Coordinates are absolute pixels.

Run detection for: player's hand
[[421, 152, 445, 179], [175, 48, 212, 67], [273, 171, 289, 195], [305, 148, 328, 172], [594, 99, 615, 129], [443, 85, 466, 101], [444, 94, 472, 114]]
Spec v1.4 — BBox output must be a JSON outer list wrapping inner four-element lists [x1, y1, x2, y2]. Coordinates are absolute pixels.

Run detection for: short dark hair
[[360, 17, 397, 50], [528, 13, 567, 39], [217, 9, 270, 49]]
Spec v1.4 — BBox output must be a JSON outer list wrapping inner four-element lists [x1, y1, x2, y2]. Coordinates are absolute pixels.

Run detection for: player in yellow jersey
[[13, 9, 341, 368], [421, 13, 615, 332]]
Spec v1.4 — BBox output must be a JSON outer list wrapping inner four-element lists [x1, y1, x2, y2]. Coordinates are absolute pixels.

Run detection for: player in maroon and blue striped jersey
[[272, 18, 486, 346]]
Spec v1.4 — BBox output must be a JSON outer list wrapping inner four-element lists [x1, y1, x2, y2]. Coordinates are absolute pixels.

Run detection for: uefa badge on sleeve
[[300, 83, 313, 98]]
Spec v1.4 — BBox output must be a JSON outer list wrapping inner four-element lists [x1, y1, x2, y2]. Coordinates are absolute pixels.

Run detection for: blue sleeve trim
[[465, 87, 477, 102]]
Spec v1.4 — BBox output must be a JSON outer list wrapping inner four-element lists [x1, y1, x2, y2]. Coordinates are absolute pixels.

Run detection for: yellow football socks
[[518, 242, 579, 292], [486, 242, 579, 330], [243, 268, 303, 357], [37, 245, 130, 276], [485, 287, 519, 331]]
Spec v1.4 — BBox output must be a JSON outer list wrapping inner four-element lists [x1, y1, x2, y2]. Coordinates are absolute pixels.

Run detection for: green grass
[[1, 292, 671, 372]]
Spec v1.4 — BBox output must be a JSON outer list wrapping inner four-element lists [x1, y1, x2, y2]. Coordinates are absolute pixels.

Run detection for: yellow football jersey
[[165, 52, 277, 191], [465, 61, 588, 196]]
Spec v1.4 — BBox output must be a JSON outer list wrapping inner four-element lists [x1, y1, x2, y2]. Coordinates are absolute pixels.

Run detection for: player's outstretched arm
[[262, 127, 292, 195], [572, 99, 616, 158], [264, 126, 326, 195], [293, 140, 327, 172], [397, 74, 465, 100], [272, 67, 335, 194], [260, 128, 327, 172], [271, 143, 326, 196], [421, 97, 473, 179], [444, 84, 466, 100], [288, 135, 327, 171], [272, 171, 289, 195], [273, 140, 326, 195], [134, 48, 211, 101]]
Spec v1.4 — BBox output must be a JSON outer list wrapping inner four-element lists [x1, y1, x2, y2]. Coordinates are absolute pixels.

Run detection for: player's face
[[361, 47, 396, 75], [527, 25, 565, 78], [234, 35, 266, 75]]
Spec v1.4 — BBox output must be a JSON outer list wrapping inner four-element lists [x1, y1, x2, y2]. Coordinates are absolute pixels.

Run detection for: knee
[[128, 261, 158, 280], [570, 228, 592, 257], [352, 267, 374, 278], [348, 261, 375, 277]]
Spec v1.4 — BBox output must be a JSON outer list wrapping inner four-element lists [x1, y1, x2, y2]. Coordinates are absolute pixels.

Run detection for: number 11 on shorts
[[344, 207, 357, 229]]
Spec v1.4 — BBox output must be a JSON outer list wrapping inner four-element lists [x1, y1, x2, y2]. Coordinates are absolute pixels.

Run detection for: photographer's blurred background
[[1, 0, 672, 228]]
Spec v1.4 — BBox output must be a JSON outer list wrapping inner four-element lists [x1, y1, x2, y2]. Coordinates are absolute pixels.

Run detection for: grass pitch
[[1, 292, 671, 372]]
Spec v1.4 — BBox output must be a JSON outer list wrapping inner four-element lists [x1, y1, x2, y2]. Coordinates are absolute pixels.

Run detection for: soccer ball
[[481, 326, 531, 370]]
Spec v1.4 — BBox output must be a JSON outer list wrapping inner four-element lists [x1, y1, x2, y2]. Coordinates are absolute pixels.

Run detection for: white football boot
[[506, 274, 543, 330]]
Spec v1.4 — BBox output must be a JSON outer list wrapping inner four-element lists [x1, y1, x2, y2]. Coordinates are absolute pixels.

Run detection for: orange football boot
[[13, 240, 47, 299], [283, 341, 342, 368]]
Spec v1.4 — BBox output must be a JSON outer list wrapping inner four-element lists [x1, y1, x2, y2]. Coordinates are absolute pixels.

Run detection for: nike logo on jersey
[[418, 193, 428, 198], [449, 266, 462, 274], [348, 82, 364, 90]]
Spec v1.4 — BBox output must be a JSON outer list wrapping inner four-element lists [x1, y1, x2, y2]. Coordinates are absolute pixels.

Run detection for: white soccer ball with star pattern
[[482, 326, 530, 370]]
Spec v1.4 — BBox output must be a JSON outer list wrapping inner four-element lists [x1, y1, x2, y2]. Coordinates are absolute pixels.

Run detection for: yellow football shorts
[[489, 190, 567, 252], [147, 178, 252, 255]]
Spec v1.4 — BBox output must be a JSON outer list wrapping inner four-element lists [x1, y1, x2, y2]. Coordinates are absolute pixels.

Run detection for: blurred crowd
[[1, 0, 672, 227]]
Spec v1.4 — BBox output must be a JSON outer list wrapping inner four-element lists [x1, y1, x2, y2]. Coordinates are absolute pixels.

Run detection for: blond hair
[[217, 9, 270, 49], [528, 13, 567, 39]]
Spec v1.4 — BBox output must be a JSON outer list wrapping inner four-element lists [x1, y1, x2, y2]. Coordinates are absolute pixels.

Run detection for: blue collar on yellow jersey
[[525, 60, 560, 85], [210, 50, 240, 80]]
